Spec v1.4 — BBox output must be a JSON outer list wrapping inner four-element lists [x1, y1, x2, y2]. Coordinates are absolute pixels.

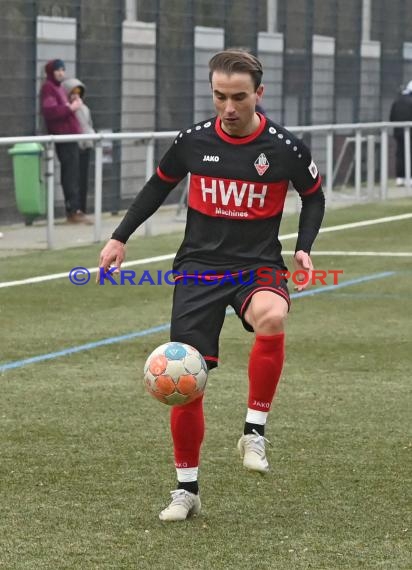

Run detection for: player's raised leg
[[238, 290, 288, 473], [159, 281, 226, 521]]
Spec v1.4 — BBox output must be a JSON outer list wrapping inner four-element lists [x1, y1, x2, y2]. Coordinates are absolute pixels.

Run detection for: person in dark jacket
[[389, 80, 412, 186], [40, 59, 91, 223]]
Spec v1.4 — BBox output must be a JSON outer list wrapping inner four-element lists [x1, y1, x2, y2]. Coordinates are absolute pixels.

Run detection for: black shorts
[[170, 267, 290, 370]]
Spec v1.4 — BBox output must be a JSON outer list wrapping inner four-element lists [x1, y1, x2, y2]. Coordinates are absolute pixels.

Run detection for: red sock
[[171, 395, 204, 468], [248, 333, 285, 411]]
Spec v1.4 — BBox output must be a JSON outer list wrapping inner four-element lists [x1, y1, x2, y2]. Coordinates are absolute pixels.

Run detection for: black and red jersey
[[112, 113, 324, 272]]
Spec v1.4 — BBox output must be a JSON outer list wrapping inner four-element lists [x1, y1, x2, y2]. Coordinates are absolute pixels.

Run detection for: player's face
[[211, 71, 264, 137], [53, 68, 65, 83]]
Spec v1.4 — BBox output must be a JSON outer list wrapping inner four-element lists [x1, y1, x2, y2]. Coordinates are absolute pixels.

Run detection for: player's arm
[[289, 141, 325, 291], [295, 186, 325, 254], [293, 189, 325, 291]]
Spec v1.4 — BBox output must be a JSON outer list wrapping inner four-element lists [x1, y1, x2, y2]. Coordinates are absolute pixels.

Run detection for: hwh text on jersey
[[200, 177, 267, 207], [189, 174, 289, 219]]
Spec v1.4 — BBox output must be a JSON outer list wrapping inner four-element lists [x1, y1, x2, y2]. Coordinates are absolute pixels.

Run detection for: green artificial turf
[[0, 200, 411, 569]]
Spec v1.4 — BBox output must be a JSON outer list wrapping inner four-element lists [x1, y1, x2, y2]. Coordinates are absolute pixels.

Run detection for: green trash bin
[[8, 142, 46, 221]]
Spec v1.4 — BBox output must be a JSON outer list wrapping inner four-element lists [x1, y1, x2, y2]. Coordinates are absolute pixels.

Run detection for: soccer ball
[[143, 342, 208, 406]]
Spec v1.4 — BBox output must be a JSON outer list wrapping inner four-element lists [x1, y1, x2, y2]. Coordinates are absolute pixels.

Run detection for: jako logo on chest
[[203, 155, 220, 162]]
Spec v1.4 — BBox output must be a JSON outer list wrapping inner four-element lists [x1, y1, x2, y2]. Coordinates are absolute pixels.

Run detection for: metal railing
[[0, 121, 411, 249]]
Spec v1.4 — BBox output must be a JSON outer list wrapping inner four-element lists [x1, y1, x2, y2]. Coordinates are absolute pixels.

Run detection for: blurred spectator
[[63, 78, 95, 214], [389, 80, 412, 186], [40, 59, 91, 223]]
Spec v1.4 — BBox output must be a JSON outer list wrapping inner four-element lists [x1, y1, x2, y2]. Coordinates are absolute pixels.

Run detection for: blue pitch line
[[0, 271, 395, 373], [320, 292, 408, 300], [0, 324, 171, 373]]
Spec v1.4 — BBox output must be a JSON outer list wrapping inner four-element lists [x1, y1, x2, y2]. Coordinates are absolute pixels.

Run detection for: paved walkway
[[0, 185, 410, 257]]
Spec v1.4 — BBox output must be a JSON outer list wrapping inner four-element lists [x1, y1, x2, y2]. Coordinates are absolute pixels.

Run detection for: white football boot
[[237, 429, 270, 473], [159, 489, 201, 521]]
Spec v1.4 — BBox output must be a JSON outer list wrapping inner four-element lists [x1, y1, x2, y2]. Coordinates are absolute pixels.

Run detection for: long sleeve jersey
[[112, 113, 325, 273]]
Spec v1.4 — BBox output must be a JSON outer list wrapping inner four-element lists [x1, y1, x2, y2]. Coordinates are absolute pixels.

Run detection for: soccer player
[[98, 49, 325, 521]]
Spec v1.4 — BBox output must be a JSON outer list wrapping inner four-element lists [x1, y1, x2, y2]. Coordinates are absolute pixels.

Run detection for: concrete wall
[[30, 19, 408, 215], [403, 43, 412, 88], [311, 35, 335, 176], [359, 40, 381, 122], [194, 26, 224, 123], [121, 21, 156, 199], [311, 35, 335, 125], [258, 32, 284, 121], [36, 16, 77, 109]]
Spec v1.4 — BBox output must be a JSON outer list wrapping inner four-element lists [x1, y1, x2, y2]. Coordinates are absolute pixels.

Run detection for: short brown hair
[[209, 49, 263, 91]]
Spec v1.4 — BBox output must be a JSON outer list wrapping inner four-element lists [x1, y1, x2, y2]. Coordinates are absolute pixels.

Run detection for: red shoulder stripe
[[156, 166, 182, 184]]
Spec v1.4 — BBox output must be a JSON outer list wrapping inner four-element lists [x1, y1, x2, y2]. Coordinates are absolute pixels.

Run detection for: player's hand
[[97, 239, 126, 283], [293, 250, 313, 292]]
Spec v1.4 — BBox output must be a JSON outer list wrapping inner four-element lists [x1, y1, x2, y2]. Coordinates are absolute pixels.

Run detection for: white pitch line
[[0, 254, 175, 288], [1, 212, 411, 289], [279, 212, 412, 240], [282, 251, 412, 257]]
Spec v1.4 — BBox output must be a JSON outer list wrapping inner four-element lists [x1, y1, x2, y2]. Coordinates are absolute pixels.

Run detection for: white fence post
[[144, 138, 155, 236], [46, 142, 55, 249], [355, 129, 362, 199], [404, 127, 411, 191], [380, 127, 389, 200], [367, 134, 375, 198], [93, 141, 103, 243], [326, 131, 333, 202]]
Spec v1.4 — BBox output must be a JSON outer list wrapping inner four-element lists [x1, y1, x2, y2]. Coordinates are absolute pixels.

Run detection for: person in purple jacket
[[40, 59, 91, 224]]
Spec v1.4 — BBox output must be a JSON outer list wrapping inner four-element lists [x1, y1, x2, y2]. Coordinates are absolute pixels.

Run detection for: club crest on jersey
[[254, 153, 269, 176]]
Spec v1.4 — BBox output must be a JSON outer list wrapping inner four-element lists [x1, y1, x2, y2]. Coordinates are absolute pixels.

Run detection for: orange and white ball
[[143, 342, 208, 406]]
